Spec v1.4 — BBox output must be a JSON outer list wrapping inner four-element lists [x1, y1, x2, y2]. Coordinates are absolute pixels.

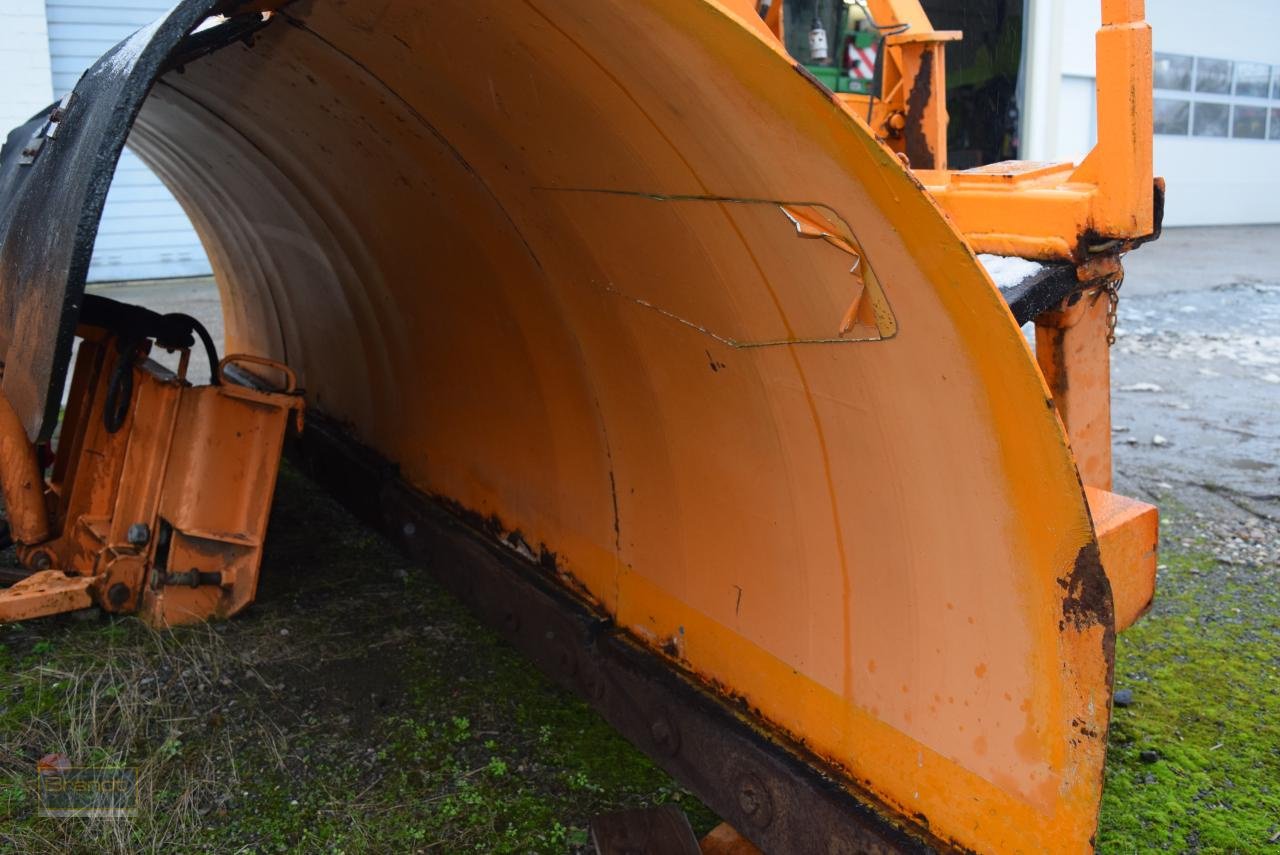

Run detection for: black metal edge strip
[[285, 411, 959, 855], [0, 0, 270, 442], [163, 11, 276, 75], [997, 262, 1079, 327]]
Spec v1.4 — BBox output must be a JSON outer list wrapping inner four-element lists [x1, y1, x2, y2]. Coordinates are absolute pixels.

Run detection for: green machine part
[[803, 25, 878, 95]]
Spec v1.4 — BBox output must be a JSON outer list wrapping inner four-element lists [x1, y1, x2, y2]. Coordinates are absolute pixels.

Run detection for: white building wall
[[1021, 0, 1280, 226], [0, 0, 54, 134], [45, 0, 212, 281]]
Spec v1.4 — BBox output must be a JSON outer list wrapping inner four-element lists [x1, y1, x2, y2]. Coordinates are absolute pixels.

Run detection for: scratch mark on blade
[[590, 280, 883, 349]]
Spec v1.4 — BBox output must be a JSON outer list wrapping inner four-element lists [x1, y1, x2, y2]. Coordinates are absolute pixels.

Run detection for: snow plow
[[0, 1, 1161, 851]]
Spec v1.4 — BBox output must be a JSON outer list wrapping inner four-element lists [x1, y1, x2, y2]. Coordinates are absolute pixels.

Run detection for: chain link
[[1103, 274, 1123, 346], [1089, 274, 1124, 347]]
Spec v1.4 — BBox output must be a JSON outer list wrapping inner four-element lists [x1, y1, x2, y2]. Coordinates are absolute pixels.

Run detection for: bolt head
[[127, 523, 151, 547], [107, 583, 130, 609]]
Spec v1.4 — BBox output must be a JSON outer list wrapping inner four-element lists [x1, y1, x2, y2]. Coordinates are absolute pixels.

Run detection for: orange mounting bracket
[[0, 313, 302, 628], [913, 0, 1157, 261]]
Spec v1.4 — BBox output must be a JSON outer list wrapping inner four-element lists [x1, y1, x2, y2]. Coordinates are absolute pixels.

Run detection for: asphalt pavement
[[1113, 226, 1279, 520]]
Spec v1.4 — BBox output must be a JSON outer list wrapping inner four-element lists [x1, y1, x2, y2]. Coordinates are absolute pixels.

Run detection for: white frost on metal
[[978, 253, 1044, 291], [193, 15, 228, 35], [99, 5, 177, 77]]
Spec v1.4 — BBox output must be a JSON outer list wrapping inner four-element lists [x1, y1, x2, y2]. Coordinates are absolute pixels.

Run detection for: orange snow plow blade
[[0, 0, 1162, 851]]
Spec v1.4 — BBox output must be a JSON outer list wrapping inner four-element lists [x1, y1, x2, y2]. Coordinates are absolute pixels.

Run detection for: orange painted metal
[[0, 333, 301, 627], [0, 0, 1164, 848], [831, 1, 961, 173], [762, 0, 783, 42], [866, 0, 933, 33], [918, 0, 1154, 261], [1071, 0, 1155, 239], [830, 0, 1154, 262], [701, 823, 765, 855], [109, 0, 1151, 849], [1086, 487, 1158, 633], [0, 570, 93, 621], [0, 384, 51, 546], [1034, 282, 1159, 637], [869, 29, 961, 170], [1035, 288, 1115, 491]]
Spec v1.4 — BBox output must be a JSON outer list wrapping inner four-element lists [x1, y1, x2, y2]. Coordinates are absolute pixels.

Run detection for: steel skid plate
[[0, 2, 1120, 851]]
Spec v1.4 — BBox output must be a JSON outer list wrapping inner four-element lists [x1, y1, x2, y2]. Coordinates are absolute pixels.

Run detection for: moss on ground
[[1097, 519, 1280, 853], [0, 469, 1275, 852], [0, 467, 715, 854]]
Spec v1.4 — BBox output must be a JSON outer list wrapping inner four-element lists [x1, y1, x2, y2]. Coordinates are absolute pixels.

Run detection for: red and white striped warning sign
[[845, 42, 878, 80]]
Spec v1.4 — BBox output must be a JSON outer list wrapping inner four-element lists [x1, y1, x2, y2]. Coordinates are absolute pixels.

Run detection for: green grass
[[0, 469, 1275, 852], [0, 467, 714, 854], [1097, 532, 1280, 852]]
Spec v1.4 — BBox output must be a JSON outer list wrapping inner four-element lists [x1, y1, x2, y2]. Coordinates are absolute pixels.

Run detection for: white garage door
[[46, 0, 211, 282]]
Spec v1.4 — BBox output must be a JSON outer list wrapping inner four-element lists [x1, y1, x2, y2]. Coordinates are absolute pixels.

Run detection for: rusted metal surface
[[901, 46, 936, 169], [291, 412, 951, 855], [833, 5, 960, 171]]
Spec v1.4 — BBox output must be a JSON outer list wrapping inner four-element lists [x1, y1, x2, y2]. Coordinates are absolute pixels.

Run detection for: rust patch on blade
[[1059, 541, 1117, 690], [1059, 542, 1113, 632], [904, 49, 936, 170]]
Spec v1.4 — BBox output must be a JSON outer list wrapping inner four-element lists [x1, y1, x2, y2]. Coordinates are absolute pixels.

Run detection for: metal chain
[[1103, 274, 1124, 347], [1089, 274, 1124, 347]]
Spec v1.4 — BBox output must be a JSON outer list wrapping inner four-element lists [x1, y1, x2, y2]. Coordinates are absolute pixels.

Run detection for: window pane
[[1193, 102, 1230, 137], [1233, 105, 1267, 138], [1270, 108, 1280, 140], [1195, 58, 1232, 94], [1234, 62, 1270, 97], [1153, 98, 1190, 135], [1273, 68, 1280, 100], [1153, 53, 1193, 91]]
